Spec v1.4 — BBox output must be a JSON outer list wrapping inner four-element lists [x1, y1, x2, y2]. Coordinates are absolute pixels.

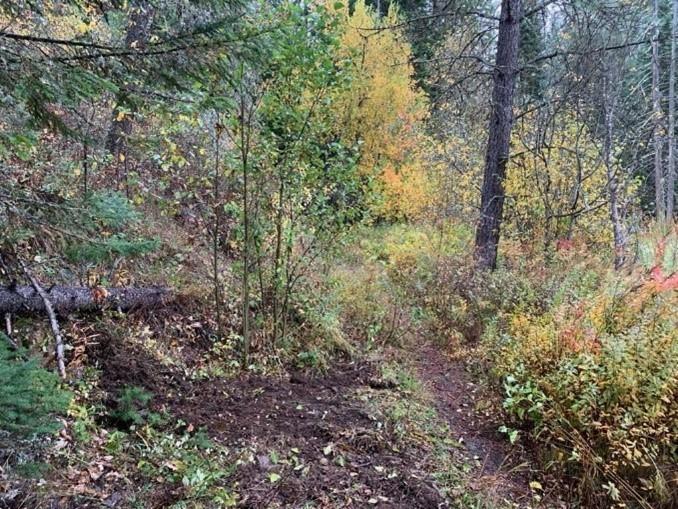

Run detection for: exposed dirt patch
[[89, 336, 448, 508], [19, 328, 559, 508]]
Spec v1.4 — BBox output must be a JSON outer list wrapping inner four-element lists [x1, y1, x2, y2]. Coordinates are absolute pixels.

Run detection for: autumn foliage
[[333, 0, 432, 219], [480, 229, 678, 507]]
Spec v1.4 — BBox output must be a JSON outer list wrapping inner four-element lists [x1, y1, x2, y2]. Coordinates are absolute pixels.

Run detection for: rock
[[257, 454, 272, 471]]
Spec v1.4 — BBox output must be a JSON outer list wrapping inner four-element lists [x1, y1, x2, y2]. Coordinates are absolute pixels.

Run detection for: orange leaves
[[645, 230, 678, 292], [91, 285, 109, 303]]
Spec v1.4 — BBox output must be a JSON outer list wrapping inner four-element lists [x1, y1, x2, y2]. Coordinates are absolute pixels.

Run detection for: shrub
[[486, 240, 678, 507], [0, 340, 71, 437]]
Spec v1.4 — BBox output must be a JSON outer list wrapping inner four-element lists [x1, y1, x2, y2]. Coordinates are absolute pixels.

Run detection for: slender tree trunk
[[105, 3, 154, 157], [603, 74, 627, 269], [240, 89, 251, 367], [652, 0, 665, 220], [212, 119, 223, 338], [272, 174, 284, 344], [474, 0, 523, 270], [668, 0, 678, 219], [82, 142, 89, 200]]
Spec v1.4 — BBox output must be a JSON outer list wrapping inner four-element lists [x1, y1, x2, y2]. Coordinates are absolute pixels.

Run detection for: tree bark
[[652, 0, 665, 220], [668, 0, 677, 219], [603, 73, 626, 270], [105, 3, 154, 156], [0, 286, 170, 315], [474, 0, 523, 271]]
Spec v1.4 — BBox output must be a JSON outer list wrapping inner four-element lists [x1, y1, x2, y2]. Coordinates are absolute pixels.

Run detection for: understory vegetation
[[0, 1, 676, 508]]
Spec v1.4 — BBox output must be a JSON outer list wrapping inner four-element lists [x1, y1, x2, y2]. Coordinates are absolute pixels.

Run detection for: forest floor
[[412, 344, 552, 507], [68, 329, 551, 509], [1, 330, 558, 509]]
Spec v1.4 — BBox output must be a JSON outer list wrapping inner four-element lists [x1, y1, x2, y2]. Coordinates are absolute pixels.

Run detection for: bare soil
[[97, 336, 447, 508], [414, 343, 536, 506], [3, 328, 554, 509]]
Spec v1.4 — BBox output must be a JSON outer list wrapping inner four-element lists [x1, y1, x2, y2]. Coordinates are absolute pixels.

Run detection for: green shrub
[[0, 340, 71, 437], [66, 234, 158, 262], [87, 191, 139, 228], [109, 385, 154, 428], [65, 191, 158, 262]]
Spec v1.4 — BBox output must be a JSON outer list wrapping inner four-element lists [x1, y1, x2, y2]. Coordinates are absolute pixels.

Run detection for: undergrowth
[[332, 223, 677, 508], [0, 341, 71, 438], [476, 231, 678, 508]]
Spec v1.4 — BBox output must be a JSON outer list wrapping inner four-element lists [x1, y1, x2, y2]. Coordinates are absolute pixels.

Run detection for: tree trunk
[[603, 74, 626, 269], [474, 0, 523, 271], [105, 3, 154, 156], [652, 0, 665, 220], [668, 0, 677, 219], [0, 286, 170, 315]]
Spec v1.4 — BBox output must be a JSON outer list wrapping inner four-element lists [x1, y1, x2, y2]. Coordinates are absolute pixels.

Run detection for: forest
[[0, 0, 676, 508]]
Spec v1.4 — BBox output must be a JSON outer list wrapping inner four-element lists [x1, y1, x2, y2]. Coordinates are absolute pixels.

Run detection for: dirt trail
[[88, 335, 547, 508], [414, 343, 536, 507]]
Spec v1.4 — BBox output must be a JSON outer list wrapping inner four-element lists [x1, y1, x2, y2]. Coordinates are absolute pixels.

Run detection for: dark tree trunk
[[474, 0, 522, 271], [0, 286, 170, 315], [105, 3, 154, 156], [668, 0, 678, 219]]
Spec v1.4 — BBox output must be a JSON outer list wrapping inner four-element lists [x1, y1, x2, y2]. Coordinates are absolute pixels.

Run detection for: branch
[[528, 38, 652, 66], [521, 0, 560, 20], [2, 314, 17, 350], [18, 260, 66, 378], [0, 31, 118, 50], [351, 2, 498, 34]]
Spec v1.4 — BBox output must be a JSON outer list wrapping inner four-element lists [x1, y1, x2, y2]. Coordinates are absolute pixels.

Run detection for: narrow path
[[414, 343, 536, 507]]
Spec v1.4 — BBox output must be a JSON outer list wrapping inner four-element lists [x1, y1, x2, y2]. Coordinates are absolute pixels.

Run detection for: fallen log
[[0, 285, 171, 315]]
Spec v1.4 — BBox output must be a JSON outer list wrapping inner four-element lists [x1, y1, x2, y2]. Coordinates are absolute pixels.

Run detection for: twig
[[19, 260, 66, 378], [3, 313, 17, 349]]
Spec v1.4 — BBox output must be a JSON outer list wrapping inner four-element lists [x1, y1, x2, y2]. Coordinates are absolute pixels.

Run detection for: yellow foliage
[[332, 0, 432, 219], [481, 236, 677, 505], [3, 1, 108, 42], [505, 112, 616, 244]]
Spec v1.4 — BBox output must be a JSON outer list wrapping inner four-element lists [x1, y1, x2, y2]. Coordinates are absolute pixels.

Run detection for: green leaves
[[109, 385, 154, 428], [88, 191, 139, 228], [0, 342, 71, 437], [498, 425, 519, 444], [64, 192, 158, 262]]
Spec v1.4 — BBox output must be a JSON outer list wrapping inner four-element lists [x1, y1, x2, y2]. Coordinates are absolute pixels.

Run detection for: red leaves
[[649, 265, 678, 292], [647, 232, 678, 292], [555, 238, 575, 252]]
